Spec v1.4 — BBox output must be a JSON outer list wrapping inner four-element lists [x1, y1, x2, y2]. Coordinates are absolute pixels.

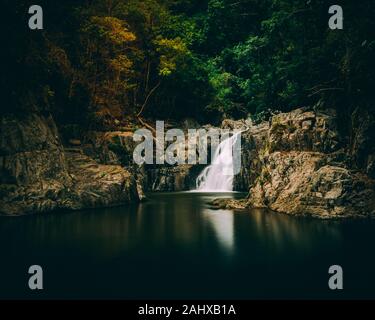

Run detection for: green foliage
[[199, 0, 375, 122], [154, 36, 190, 76], [3, 0, 375, 128]]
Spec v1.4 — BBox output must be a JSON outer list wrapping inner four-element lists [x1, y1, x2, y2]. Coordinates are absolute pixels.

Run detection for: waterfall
[[195, 132, 241, 192]]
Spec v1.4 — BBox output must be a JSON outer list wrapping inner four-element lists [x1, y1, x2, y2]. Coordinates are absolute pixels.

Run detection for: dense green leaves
[[3, 0, 375, 127]]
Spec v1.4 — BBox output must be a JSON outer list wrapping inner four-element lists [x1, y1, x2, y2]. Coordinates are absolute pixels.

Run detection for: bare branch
[[137, 81, 161, 117], [308, 88, 344, 97]]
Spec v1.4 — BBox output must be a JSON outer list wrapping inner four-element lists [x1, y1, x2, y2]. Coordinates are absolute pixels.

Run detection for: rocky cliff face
[[0, 114, 141, 215], [221, 119, 268, 191], [79, 130, 199, 193], [2, 107, 374, 218], [220, 108, 375, 218]]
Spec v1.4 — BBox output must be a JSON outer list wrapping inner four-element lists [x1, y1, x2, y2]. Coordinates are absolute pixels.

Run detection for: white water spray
[[195, 132, 242, 192]]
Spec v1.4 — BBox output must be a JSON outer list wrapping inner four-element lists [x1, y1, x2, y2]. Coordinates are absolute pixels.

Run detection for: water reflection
[[0, 193, 343, 259], [1, 192, 375, 298], [245, 209, 343, 256], [203, 209, 234, 255], [0, 193, 239, 258]]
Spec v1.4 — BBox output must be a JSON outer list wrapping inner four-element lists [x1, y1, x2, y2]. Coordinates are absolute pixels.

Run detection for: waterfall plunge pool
[[1, 192, 375, 299]]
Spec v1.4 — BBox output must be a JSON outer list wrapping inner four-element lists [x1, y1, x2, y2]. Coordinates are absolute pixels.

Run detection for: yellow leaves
[[159, 56, 175, 76], [91, 16, 136, 45], [154, 37, 188, 54], [110, 55, 133, 73], [153, 36, 189, 76]]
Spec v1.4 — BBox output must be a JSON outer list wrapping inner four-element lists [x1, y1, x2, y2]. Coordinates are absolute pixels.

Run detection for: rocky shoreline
[[0, 114, 141, 215], [1, 107, 375, 218], [217, 107, 375, 219]]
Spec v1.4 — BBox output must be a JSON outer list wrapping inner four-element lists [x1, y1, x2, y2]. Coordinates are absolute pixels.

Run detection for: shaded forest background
[[2, 0, 375, 133]]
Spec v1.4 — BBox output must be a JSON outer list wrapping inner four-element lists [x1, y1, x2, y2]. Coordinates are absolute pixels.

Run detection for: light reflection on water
[[0, 193, 345, 258], [0, 192, 374, 299]]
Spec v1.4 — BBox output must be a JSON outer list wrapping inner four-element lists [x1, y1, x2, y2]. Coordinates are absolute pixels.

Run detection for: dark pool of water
[[0, 192, 374, 299]]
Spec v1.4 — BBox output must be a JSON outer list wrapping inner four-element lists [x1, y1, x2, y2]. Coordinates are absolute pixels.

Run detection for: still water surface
[[0, 192, 374, 299]]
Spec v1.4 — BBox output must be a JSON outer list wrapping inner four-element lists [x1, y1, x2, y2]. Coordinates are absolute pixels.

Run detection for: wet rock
[[210, 198, 247, 210]]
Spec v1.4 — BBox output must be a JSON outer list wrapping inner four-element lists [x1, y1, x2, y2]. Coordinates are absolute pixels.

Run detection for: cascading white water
[[196, 132, 241, 192]]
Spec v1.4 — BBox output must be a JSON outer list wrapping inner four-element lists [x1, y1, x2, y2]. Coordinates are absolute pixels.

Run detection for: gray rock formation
[[0, 114, 141, 215], [248, 151, 375, 218], [78, 128, 200, 192], [218, 108, 375, 218], [3, 107, 374, 218], [148, 165, 202, 191]]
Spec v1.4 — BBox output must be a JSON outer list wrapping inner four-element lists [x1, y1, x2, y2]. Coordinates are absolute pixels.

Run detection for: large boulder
[[248, 151, 375, 218], [63, 150, 139, 209], [0, 113, 72, 214], [0, 113, 70, 185], [268, 108, 341, 153]]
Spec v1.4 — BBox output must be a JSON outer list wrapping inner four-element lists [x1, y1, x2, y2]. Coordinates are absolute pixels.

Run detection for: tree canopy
[[3, 0, 375, 130]]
